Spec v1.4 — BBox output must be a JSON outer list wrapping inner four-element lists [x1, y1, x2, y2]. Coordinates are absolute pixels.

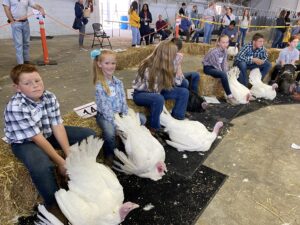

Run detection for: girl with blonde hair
[[91, 49, 145, 166], [132, 40, 189, 136]]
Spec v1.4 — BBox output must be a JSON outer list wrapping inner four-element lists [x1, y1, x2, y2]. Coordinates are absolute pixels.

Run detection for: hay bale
[[116, 46, 155, 70], [181, 43, 213, 56], [0, 141, 39, 225], [267, 48, 280, 62], [198, 68, 225, 98]]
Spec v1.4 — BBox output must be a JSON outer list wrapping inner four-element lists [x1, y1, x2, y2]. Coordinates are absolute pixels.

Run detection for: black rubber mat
[[119, 165, 227, 225]]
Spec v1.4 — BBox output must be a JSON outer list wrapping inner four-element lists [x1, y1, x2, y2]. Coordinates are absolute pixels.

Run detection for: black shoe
[[24, 61, 36, 65]]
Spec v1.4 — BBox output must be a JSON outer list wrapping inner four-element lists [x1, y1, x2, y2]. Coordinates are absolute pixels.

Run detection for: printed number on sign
[[73, 102, 97, 118]]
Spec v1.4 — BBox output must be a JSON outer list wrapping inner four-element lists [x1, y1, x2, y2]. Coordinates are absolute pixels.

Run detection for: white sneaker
[[80, 47, 88, 52], [135, 45, 141, 48]]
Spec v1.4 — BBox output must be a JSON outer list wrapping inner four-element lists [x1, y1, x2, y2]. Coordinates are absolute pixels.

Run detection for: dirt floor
[[0, 32, 300, 225]]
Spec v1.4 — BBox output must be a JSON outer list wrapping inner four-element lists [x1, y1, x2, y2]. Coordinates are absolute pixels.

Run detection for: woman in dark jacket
[[139, 4, 154, 45], [75, 0, 88, 50], [271, 10, 286, 48]]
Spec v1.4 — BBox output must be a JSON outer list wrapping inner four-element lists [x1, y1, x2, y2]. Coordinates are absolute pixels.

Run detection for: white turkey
[[38, 136, 139, 225], [113, 109, 167, 181], [227, 66, 252, 104], [249, 68, 277, 100], [227, 45, 238, 59], [160, 107, 223, 152]]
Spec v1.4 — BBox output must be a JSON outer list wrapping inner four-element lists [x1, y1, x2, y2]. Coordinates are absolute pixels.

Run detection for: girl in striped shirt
[[203, 35, 238, 105]]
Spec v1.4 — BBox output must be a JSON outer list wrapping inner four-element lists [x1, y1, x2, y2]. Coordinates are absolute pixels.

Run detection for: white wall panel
[[0, 0, 100, 39]]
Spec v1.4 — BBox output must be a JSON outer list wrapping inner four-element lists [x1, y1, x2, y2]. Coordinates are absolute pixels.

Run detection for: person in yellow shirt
[[128, 1, 141, 47]]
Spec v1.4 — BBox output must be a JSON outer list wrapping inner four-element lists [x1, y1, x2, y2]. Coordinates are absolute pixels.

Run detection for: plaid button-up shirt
[[235, 42, 268, 65], [4, 91, 63, 144]]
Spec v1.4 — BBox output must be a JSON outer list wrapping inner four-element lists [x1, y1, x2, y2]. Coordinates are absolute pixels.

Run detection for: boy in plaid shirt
[[4, 64, 96, 224]]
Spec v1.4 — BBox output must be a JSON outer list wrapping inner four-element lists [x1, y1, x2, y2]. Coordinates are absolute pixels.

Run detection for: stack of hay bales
[[116, 46, 155, 70]]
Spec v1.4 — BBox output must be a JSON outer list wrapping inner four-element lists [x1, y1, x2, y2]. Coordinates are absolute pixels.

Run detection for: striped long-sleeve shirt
[[202, 47, 228, 72], [234, 43, 268, 65]]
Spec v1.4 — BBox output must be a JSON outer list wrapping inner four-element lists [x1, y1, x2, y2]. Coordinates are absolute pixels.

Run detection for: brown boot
[[46, 203, 69, 225]]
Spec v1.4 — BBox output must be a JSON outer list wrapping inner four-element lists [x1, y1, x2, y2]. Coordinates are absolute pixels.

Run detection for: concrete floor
[[0, 34, 299, 225]]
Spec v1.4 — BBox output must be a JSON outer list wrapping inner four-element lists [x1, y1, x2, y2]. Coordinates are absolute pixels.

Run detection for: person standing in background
[[3, 0, 45, 64], [203, 1, 217, 44], [75, 0, 88, 51], [128, 1, 141, 47], [139, 3, 154, 45], [179, 2, 187, 16], [271, 10, 286, 48], [190, 5, 199, 28], [237, 8, 251, 47]]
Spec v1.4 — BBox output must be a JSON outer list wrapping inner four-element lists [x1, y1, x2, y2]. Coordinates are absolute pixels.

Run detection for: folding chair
[[91, 23, 112, 49]]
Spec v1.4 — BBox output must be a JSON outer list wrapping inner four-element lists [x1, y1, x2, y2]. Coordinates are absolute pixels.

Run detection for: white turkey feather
[[54, 136, 138, 225], [35, 205, 63, 225], [160, 107, 220, 152], [227, 67, 251, 104], [249, 68, 277, 100], [113, 108, 166, 181]]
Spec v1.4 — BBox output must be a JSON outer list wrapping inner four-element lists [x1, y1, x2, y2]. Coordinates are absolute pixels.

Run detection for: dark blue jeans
[[179, 72, 200, 93], [271, 29, 284, 48], [203, 66, 232, 95], [237, 28, 247, 47], [235, 60, 272, 86], [11, 126, 96, 206], [133, 87, 189, 129], [96, 112, 146, 157]]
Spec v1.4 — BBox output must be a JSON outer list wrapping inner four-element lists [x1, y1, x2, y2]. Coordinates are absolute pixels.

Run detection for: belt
[[17, 19, 28, 22]]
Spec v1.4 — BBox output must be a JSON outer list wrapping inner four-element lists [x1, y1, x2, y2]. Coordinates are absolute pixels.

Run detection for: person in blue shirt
[[234, 33, 272, 86], [270, 35, 300, 85], [91, 49, 145, 167], [222, 21, 238, 46], [179, 17, 192, 42]]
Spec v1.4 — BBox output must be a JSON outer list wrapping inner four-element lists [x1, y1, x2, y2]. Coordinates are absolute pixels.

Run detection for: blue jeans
[[271, 29, 284, 48], [11, 126, 96, 206], [204, 66, 232, 95], [191, 28, 204, 42], [158, 30, 169, 40], [237, 28, 247, 47], [203, 22, 214, 44], [11, 20, 30, 64], [133, 88, 189, 129], [131, 26, 141, 45], [96, 112, 146, 157], [180, 72, 200, 93], [79, 24, 85, 46], [235, 60, 272, 86]]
